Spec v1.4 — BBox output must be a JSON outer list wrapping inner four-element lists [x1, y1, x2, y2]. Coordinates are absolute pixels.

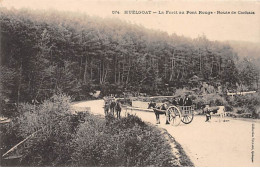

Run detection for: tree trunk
[[101, 61, 106, 84], [126, 66, 130, 85], [199, 50, 202, 72], [99, 61, 102, 84], [90, 57, 93, 81], [17, 65, 22, 104], [164, 62, 167, 79], [103, 66, 107, 84], [79, 56, 82, 80], [118, 62, 120, 84], [83, 56, 88, 83], [114, 56, 117, 84]]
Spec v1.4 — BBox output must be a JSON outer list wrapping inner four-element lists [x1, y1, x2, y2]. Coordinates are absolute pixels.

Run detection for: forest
[[0, 8, 259, 111]]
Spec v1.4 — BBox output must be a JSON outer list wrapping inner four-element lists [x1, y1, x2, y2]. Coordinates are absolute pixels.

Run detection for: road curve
[[72, 99, 260, 167]]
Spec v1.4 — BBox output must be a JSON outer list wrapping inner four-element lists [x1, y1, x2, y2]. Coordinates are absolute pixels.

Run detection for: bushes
[[4, 94, 178, 167], [193, 93, 227, 108], [117, 98, 132, 106], [3, 93, 180, 166], [71, 114, 177, 167], [17, 94, 72, 137], [0, 122, 23, 161], [226, 112, 252, 118], [14, 94, 83, 166], [227, 92, 260, 117]]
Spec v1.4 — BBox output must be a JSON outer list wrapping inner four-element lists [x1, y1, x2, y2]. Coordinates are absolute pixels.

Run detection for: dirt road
[[72, 99, 260, 167]]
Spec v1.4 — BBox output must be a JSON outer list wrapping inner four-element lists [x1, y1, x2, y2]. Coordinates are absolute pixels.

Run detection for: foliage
[[194, 93, 227, 108], [226, 112, 253, 119], [1, 7, 257, 108], [236, 58, 259, 91], [226, 92, 260, 116], [0, 121, 23, 161], [71, 114, 177, 167], [0, 66, 18, 117], [17, 94, 72, 136], [2, 94, 181, 166], [15, 94, 82, 166]]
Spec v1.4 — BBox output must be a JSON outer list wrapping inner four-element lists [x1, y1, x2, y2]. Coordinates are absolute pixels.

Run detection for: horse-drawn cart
[[154, 104, 194, 126]]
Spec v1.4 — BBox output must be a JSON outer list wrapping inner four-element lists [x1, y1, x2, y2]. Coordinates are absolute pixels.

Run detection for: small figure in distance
[[172, 97, 177, 106], [115, 100, 122, 119], [204, 104, 211, 122], [110, 99, 116, 115], [184, 94, 192, 106], [178, 97, 184, 106], [104, 100, 110, 115], [161, 101, 170, 124]]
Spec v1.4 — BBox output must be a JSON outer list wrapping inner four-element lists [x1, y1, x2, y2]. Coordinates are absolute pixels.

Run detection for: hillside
[[0, 8, 259, 105]]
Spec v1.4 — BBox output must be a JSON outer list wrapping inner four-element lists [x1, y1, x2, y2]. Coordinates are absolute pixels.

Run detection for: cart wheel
[[167, 106, 182, 126], [181, 112, 194, 124]]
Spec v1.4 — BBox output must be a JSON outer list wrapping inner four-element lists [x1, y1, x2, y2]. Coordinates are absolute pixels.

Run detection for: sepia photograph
[[0, 0, 259, 167]]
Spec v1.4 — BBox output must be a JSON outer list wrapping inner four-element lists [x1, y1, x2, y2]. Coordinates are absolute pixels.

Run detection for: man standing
[[115, 100, 122, 119], [154, 101, 168, 124], [110, 99, 116, 115], [104, 101, 110, 115]]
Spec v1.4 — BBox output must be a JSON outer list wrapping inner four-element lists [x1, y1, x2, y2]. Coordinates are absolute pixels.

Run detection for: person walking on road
[[115, 100, 122, 119], [104, 101, 110, 115], [110, 99, 116, 115]]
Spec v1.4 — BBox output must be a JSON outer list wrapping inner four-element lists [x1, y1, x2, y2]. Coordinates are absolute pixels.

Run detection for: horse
[[115, 101, 122, 119], [153, 103, 169, 124]]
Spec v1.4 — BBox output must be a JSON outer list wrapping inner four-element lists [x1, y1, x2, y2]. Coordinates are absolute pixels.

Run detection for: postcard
[[0, 0, 259, 167]]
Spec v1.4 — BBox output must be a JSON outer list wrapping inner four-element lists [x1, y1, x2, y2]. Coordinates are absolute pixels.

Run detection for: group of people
[[171, 95, 193, 107], [104, 98, 122, 119], [148, 95, 193, 109]]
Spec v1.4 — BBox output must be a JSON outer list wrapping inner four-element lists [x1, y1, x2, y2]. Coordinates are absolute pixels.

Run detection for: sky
[[1, 0, 260, 43]]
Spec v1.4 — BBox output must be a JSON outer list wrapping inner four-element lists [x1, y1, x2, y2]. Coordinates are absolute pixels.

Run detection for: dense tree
[[0, 8, 258, 111]]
